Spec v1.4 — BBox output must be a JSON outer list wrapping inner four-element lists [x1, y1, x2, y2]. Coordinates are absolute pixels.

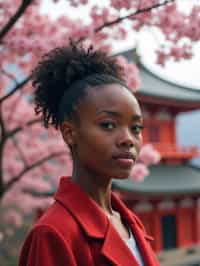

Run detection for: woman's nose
[[117, 129, 134, 148]]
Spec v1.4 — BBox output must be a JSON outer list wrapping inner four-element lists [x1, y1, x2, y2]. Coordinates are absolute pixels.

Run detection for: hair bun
[[33, 41, 124, 129]]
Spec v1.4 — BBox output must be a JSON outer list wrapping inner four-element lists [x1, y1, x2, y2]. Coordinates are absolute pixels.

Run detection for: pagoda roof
[[112, 164, 200, 196], [137, 65, 200, 105], [117, 49, 200, 108]]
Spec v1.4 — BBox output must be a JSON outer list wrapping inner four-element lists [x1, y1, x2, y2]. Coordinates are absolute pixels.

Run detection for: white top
[[124, 228, 144, 266]]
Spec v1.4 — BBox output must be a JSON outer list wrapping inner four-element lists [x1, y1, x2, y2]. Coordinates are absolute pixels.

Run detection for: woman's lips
[[113, 157, 134, 167], [112, 152, 135, 168]]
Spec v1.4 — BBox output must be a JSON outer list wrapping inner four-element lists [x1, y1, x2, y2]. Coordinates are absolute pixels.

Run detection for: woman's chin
[[110, 167, 133, 180]]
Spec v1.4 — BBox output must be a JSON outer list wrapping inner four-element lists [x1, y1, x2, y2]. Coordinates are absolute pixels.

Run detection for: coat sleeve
[[19, 225, 77, 266]]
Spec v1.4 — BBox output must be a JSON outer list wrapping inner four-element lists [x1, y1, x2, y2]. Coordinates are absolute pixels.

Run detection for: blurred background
[[0, 1, 200, 265]]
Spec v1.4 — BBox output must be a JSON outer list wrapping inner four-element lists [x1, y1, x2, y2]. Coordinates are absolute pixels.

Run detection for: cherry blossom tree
[[0, 0, 200, 236]]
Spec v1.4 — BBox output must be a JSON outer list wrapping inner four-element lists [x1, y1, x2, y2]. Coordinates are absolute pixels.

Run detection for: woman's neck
[[72, 167, 113, 215]]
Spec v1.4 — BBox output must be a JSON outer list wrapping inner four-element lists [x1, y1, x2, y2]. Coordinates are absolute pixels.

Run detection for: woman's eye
[[100, 122, 115, 130], [131, 124, 144, 134]]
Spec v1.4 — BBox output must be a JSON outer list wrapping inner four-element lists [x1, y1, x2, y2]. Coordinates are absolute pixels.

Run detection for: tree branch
[[0, 106, 6, 198], [6, 93, 22, 124], [0, 104, 6, 140], [77, 0, 175, 43], [7, 117, 42, 138], [0, 0, 33, 42], [1, 69, 18, 85], [4, 151, 67, 193], [0, 75, 32, 104], [12, 136, 29, 167], [96, 0, 175, 32], [23, 189, 54, 198]]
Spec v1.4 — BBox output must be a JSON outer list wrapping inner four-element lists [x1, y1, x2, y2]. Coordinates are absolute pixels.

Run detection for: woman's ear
[[60, 121, 76, 146]]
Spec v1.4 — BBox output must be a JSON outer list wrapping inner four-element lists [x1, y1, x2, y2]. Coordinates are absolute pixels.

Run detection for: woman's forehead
[[77, 83, 142, 118]]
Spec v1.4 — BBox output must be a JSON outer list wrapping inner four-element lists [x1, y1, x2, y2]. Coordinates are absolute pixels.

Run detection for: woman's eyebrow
[[97, 110, 143, 120], [97, 110, 120, 117], [132, 115, 143, 121]]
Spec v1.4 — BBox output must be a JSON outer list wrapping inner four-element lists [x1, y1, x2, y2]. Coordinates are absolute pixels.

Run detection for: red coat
[[19, 177, 160, 266]]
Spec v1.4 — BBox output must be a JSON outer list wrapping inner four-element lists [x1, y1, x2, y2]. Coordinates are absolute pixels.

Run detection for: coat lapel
[[101, 222, 140, 266], [129, 221, 159, 266], [54, 177, 158, 266], [111, 193, 159, 266], [54, 177, 108, 238]]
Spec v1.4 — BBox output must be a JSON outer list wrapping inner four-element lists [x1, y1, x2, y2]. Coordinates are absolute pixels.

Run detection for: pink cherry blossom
[[130, 163, 149, 183], [155, 50, 169, 66], [110, 0, 133, 10], [3, 210, 23, 227], [117, 56, 140, 92], [138, 144, 161, 165]]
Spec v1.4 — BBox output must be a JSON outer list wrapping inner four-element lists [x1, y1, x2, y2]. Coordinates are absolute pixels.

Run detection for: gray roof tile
[[112, 164, 200, 195]]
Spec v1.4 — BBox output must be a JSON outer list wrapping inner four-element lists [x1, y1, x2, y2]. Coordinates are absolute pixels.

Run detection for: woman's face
[[65, 83, 143, 180]]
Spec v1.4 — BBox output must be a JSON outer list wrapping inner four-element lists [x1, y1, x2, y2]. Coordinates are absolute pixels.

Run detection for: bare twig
[[1, 69, 18, 85], [4, 151, 67, 192], [96, 0, 174, 32], [77, 0, 175, 43], [6, 93, 22, 124], [23, 189, 54, 197], [7, 117, 42, 138], [0, 0, 33, 41], [0, 105, 6, 139], [0, 75, 32, 104], [0, 106, 6, 198], [12, 136, 29, 167]]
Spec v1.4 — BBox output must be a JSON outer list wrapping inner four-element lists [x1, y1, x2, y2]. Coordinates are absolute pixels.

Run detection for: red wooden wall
[[136, 204, 200, 252]]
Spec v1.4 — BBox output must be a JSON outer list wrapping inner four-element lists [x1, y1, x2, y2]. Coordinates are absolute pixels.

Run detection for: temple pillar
[[193, 198, 200, 243], [151, 201, 161, 251], [175, 199, 182, 247]]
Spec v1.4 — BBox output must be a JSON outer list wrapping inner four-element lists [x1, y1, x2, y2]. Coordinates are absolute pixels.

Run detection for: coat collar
[[54, 176, 108, 238], [54, 177, 158, 266]]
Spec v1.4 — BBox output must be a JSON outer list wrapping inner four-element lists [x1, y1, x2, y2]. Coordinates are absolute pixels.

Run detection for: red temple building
[[112, 49, 200, 264]]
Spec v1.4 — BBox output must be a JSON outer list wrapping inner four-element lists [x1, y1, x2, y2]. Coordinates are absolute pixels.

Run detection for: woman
[[19, 42, 160, 266]]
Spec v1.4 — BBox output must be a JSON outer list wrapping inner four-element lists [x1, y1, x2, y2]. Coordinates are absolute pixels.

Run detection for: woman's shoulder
[[31, 201, 81, 243]]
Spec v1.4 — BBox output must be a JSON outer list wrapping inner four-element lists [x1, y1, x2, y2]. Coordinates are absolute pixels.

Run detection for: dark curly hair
[[32, 42, 126, 129]]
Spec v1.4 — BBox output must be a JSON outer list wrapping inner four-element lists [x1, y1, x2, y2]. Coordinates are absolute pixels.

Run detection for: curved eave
[[136, 65, 200, 108], [112, 164, 200, 197], [115, 48, 200, 109], [136, 93, 200, 110]]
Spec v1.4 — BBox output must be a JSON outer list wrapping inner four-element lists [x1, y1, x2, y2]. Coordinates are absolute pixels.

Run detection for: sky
[[41, 0, 200, 90], [137, 30, 200, 91]]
